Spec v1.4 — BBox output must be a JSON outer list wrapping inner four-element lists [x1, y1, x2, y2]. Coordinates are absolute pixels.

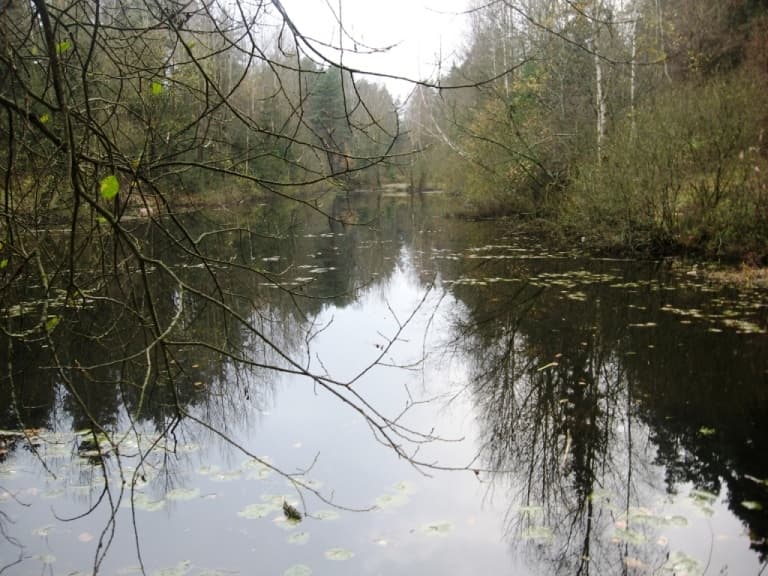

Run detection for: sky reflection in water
[[1, 193, 767, 575]]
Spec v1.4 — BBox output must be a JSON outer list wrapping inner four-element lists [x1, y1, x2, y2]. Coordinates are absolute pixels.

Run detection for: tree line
[[407, 0, 768, 260]]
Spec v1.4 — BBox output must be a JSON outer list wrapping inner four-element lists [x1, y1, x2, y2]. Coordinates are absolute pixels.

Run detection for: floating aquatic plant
[[127, 493, 166, 512], [152, 560, 191, 576], [663, 551, 702, 576], [37, 554, 56, 565], [375, 492, 409, 509], [283, 564, 312, 576], [210, 470, 242, 482], [324, 548, 354, 561], [420, 521, 454, 537], [32, 525, 54, 537], [273, 515, 301, 530], [238, 503, 277, 519], [611, 527, 647, 545], [167, 488, 200, 501]]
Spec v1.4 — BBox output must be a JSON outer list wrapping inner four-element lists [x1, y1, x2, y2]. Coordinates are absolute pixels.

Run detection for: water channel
[[1, 191, 767, 575]]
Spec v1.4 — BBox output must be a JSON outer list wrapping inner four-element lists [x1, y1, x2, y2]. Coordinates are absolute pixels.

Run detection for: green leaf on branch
[[55, 41, 71, 55], [45, 316, 60, 333], [100, 175, 119, 200], [151, 81, 164, 96]]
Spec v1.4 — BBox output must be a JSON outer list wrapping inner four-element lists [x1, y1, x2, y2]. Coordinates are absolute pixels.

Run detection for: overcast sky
[[278, 0, 469, 100]]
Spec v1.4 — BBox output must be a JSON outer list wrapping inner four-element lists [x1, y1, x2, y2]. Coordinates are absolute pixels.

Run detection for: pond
[[1, 191, 767, 575]]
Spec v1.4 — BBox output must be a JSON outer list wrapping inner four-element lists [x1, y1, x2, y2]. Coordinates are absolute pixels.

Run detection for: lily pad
[[129, 493, 166, 512], [664, 551, 702, 576], [420, 521, 454, 537], [273, 516, 301, 530], [324, 548, 354, 561], [153, 561, 191, 576], [630, 510, 688, 527], [689, 489, 717, 505], [247, 468, 272, 480], [284, 565, 312, 576], [375, 492, 409, 509], [167, 488, 200, 501], [32, 525, 54, 537], [210, 470, 242, 482], [238, 503, 277, 519], [612, 528, 647, 545]]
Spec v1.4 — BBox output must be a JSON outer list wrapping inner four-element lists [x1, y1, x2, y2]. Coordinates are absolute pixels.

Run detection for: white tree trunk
[[591, 1, 607, 162], [655, 0, 672, 81], [630, 8, 638, 141]]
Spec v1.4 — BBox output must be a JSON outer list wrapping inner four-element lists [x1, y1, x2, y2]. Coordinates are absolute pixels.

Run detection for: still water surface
[[1, 192, 767, 575]]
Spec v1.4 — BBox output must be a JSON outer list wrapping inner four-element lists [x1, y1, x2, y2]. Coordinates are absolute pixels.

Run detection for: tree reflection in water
[[2, 195, 767, 575], [0, 200, 451, 574], [445, 257, 768, 573]]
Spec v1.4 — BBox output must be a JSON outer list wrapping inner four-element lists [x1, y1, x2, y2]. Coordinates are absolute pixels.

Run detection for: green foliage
[[99, 175, 120, 201], [565, 72, 768, 257], [55, 41, 71, 55], [418, 0, 768, 260]]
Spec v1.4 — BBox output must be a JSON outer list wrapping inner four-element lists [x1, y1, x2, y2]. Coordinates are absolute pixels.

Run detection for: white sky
[[278, 0, 469, 100]]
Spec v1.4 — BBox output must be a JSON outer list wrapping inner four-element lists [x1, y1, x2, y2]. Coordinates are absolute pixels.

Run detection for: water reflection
[[441, 245, 768, 572], [1, 192, 767, 575]]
